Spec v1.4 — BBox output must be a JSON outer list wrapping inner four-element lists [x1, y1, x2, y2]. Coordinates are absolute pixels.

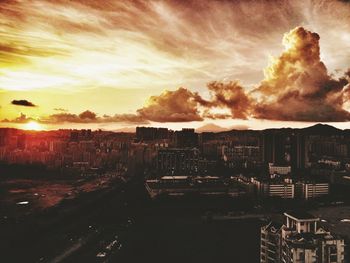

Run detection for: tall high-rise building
[[174, 128, 198, 148], [261, 212, 345, 263], [262, 131, 291, 166], [136, 127, 169, 141], [291, 133, 307, 172]]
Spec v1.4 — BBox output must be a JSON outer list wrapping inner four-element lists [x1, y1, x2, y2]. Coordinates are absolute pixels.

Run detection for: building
[[174, 128, 198, 148], [261, 221, 283, 263], [262, 131, 292, 165], [252, 178, 295, 199], [269, 163, 292, 176], [220, 145, 261, 168], [251, 177, 329, 200], [295, 182, 329, 200], [156, 148, 200, 175], [261, 212, 345, 263], [317, 158, 342, 170], [291, 133, 307, 171], [145, 176, 245, 199], [136, 127, 169, 141]]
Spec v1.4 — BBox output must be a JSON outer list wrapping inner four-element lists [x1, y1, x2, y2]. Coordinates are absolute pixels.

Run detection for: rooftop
[[263, 221, 283, 232], [161, 176, 188, 180], [285, 228, 343, 247], [284, 211, 319, 221]]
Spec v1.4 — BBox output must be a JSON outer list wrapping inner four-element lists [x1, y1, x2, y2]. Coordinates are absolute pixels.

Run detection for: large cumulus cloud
[[205, 81, 252, 119], [135, 81, 252, 122], [135, 27, 350, 123], [252, 26, 350, 121], [2, 26, 350, 125], [137, 88, 203, 122]]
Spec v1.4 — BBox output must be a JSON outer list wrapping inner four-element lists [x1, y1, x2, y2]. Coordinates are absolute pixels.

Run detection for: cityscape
[[1, 124, 350, 262], [1, 0, 350, 262]]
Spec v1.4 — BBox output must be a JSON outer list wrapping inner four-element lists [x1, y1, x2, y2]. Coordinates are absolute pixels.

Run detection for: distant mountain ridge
[[195, 123, 250, 133], [299, 123, 342, 134], [199, 123, 347, 136]]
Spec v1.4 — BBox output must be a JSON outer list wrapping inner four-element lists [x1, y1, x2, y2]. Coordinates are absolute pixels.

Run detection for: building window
[[329, 246, 337, 254], [330, 255, 337, 262]]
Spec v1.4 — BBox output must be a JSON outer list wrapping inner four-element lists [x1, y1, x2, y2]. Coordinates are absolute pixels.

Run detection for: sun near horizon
[[23, 121, 44, 131]]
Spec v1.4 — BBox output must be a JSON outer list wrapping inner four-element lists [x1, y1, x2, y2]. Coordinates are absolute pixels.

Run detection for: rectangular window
[[330, 255, 337, 262]]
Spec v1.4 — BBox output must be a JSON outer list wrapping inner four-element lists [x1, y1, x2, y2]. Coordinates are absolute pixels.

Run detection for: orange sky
[[0, 0, 350, 131]]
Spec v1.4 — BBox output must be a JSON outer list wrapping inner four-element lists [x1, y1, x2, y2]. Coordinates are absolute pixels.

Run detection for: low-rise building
[[295, 182, 329, 200], [251, 178, 295, 199], [251, 178, 329, 200], [269, 163, 291, 175]]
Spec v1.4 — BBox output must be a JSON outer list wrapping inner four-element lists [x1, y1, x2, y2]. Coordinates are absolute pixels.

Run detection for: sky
[[0, 0, 350, 131]]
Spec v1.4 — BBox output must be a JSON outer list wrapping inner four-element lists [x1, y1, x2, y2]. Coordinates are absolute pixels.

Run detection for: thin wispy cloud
[[0, 0, 350, 129]]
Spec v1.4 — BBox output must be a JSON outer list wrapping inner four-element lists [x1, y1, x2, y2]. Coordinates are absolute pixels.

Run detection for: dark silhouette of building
[[262, 131, 291, 165], [174, 128, 198, 148], [136, 127, 169, 141], [156, 148, 200, 175], [291, 133, 306, 172]]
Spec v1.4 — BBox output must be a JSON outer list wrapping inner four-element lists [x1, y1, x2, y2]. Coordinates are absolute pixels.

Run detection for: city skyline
[[1, 101, 350, 262], [1, 0, 350, 131]]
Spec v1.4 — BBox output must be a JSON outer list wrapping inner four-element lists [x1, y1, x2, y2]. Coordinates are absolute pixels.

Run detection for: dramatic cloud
[[135, 27, 350, 123], [11, 99, 36, 107], [1, 0, 350, 93], [42, 111, 148, 124], [137, 88, 203, 122], [78, 110, 96, 120], [44, 112, 94, 123], [135, 81, 252, 122], [2, 110, 148, 124], [252, 26, 350, 121], [204, 81, 252, 119], [1, 0, 350, 128]]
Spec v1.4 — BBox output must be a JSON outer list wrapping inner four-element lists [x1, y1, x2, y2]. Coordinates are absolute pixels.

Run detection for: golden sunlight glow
[[263, 55, 278, 80], [0, 70, 77, 91], [0, 0, 350, 131], [282, 34, 296, 51], [24, 121, 43, 131]]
